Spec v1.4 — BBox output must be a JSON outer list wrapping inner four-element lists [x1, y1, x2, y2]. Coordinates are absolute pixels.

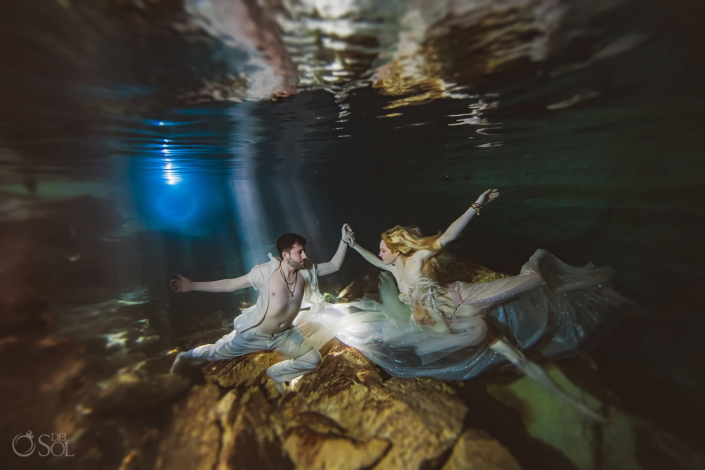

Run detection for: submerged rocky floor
[[4, 299, 703, 470]]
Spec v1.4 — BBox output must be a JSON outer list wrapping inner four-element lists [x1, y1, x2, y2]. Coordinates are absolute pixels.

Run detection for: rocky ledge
[[156, 339, 520, 470]]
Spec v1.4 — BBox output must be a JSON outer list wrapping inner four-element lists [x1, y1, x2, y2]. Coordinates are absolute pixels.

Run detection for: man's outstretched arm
[[170, 273, 252, 293], [317, 224, 352, 277]]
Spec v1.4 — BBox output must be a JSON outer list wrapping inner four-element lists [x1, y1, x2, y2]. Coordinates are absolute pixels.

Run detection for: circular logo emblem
[[13, 430, 36, 457]]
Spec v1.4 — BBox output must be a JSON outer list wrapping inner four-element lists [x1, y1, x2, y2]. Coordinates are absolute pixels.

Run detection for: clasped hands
[[341, 223, 356, 247]]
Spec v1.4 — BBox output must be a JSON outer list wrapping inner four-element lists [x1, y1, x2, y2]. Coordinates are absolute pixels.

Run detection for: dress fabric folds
[[294, 249, 625, 380]]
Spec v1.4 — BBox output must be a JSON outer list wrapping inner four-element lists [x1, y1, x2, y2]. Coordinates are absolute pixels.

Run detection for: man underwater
[[169, 225, 353, 394]]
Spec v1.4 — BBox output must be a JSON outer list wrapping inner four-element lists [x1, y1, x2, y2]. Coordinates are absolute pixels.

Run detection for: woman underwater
[[295, 189, 626, 420]]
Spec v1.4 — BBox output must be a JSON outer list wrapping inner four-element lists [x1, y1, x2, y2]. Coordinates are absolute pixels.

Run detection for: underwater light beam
[[274, 126, 330, 261], [229, 105, 271, 270]]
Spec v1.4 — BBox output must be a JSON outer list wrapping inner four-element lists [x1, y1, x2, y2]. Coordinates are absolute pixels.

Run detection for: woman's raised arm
[[437, 188, 499, 248]]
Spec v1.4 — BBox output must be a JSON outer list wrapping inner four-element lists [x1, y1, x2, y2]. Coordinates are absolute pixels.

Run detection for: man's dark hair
[[276, 233, 307, 258]]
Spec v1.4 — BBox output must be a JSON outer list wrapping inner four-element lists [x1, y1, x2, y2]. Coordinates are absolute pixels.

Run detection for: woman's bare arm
[[352, 243, 389, 270], [344, 226, 389, 270], [437, 188, 499, 248]]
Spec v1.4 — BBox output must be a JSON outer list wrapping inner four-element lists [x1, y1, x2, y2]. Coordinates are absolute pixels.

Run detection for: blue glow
[[128, 143, 231, 233], [158, 121, 165, 126], [156, 189, 196, 221]]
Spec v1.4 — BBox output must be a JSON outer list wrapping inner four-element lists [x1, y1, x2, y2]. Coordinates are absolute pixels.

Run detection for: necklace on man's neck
[[279, 261, 298, 297]]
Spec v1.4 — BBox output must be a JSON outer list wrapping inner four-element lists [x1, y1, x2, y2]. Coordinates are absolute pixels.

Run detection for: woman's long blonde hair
[[381, 226, 442, 280]]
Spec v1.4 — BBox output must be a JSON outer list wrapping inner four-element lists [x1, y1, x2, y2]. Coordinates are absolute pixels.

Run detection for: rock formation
[[155, 339, 520, 470]]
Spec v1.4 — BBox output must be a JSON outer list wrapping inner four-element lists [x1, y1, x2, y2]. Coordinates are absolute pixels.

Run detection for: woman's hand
[[476, 188, 499, 205], [170, 274, 193, 293], [342, 223, 356, 247]]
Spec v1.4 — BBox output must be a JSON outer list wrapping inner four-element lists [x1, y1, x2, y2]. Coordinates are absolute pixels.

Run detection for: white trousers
[[185, 326, 322, 383]]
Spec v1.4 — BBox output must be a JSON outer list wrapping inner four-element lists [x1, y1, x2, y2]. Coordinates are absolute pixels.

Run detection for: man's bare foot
[[170, 352, 191, 375], [273, 380, 288, 395]]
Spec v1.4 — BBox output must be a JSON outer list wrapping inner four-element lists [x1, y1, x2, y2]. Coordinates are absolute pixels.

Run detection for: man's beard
[[287, 258, 305, 270]]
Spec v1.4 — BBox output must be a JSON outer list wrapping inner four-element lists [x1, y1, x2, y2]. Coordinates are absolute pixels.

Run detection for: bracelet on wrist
[[471, 202, 483, 214]]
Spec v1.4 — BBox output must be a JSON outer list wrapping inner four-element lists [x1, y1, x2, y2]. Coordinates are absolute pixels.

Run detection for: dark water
[[1, 0, 704, 468]]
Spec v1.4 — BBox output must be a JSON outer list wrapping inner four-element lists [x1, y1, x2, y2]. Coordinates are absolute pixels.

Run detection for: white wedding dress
[[294, 249, 627, 380]]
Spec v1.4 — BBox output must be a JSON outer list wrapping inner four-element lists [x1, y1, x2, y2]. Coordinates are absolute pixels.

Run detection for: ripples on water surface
[[0, 0, 704, 467], [2, 0, 701, 290]]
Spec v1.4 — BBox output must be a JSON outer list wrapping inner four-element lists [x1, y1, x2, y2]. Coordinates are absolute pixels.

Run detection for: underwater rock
[[157, 383, 294, 469], [10, 348, 192, 470], [93, 351, 150, 373], [0, 333, 86, 466], [157, 339, 520, 469], [475, 358, 705, 470], [218, 388, 294, 469], [283, 426, 390, 469], [84, 362, 190, 412], [336, 267, 381, 302], [67, 416, 162, 470], [155, 384, 224, 470], [442, 429, 521, 470], [203, 349, 279, 389], [483, 361, 614, 470]]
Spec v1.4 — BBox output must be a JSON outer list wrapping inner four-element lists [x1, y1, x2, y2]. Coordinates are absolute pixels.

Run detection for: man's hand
[[170, 274, 193, 293], [342, 223, 356, 247], [476, 188, 500, 205]]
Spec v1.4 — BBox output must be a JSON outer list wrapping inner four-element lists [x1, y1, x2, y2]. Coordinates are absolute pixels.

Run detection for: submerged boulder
[[478, 359, 705, 470], [155, 339, 520, 470], [442, 429, 521, 470], [0, 333, 86, 468], [84, 357, 191, 412]]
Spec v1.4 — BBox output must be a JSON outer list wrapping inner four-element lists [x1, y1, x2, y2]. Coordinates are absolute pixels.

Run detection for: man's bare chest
[[268, 270, 305, 304]]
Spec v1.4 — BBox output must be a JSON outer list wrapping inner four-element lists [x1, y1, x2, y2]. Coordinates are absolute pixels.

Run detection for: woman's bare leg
[[490, 339, 606, 423], [454, 304, 484, 317]]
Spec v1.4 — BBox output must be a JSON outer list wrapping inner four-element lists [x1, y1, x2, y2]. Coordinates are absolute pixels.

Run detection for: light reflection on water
[[0, 0, 702, 296]]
